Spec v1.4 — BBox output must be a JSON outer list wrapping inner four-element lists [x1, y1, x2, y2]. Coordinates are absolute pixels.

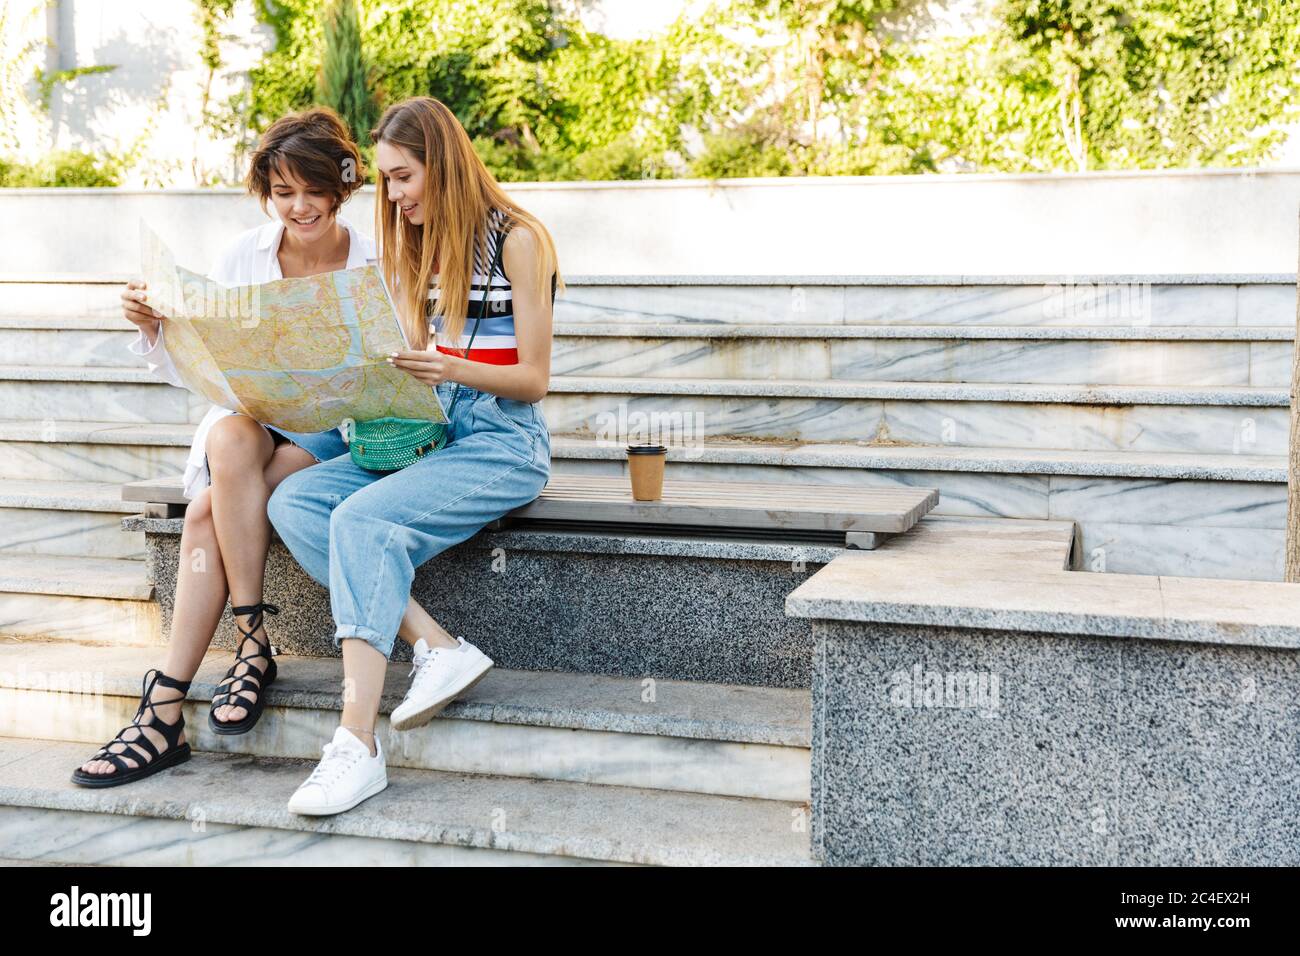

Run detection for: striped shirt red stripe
[[434, 344, 518, 365]]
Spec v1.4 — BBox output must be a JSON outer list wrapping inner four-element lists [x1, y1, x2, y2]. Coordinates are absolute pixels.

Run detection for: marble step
[[545, 438, 1287, 580], [7, 313, 1296, 385], [3, 417, 1285, 485], [555, 276, 1294, 328], [0, 315, 148, 368], [3, 415, 1287, 578], [0, 365, 207, 425], [0, 478, 144, 560], [0, 278, 124, 318], [7, 365, 1292, 454], [540, 377, 1290, 454], [3, 419, 1289, 581], [1, 274, 1292, 328], [0, 737, 813, 866], [0, 420, 189, 482], [0, 590, 160, 646], [546, 449, 1283, 580], [551, 323, 1293, 386], [0, 552, 151, 600], [550, 435, 1286, 482], [0, 553, 161, 646], [0, 643, 811, 803]]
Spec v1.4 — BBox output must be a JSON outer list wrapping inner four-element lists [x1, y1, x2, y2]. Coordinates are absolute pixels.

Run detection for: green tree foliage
[[0, 150, 124, 187], [222, 0, 1300, 182], [317, 0, 379, 145], [998, 0, 1300, 169]]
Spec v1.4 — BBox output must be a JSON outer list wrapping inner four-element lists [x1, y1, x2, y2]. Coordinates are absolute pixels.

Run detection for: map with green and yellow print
[[140, 223, 447, 433]]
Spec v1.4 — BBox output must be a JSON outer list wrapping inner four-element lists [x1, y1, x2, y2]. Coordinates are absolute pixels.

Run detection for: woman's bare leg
[[79, 422, 318, 774], [395, 597, 458, 650], [339, 637, 388, 756], [165, 487, 230, 679], [78, 486, 227, 775], [207, 417, 317, 722]]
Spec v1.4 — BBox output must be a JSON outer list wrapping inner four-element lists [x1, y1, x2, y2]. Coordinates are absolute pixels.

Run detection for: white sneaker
[[390, 636, 494, 731], [287, 726, 387, 816]]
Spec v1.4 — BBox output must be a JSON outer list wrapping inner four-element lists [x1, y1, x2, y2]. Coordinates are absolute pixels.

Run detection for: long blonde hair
[[371, 97, 562, 350]]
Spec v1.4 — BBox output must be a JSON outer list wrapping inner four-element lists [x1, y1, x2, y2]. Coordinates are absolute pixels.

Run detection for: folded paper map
[[139, 222, 447, 433]]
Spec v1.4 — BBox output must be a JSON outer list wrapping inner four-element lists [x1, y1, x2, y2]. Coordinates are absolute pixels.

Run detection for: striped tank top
[[427, 209, 518, 366]]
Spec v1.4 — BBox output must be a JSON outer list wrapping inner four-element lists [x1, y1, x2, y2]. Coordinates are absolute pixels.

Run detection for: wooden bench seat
[[122, 473, 938, 550]]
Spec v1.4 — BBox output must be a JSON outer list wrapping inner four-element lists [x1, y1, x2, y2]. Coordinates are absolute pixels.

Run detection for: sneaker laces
[[303, 741, 360, 788], [406, 645, 449, 690]]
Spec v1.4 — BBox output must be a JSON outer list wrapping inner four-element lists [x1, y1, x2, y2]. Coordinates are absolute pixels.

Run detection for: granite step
[[0, 642, 811, 802], [0, 737, 814, 866], [0, 478, 144, 560]]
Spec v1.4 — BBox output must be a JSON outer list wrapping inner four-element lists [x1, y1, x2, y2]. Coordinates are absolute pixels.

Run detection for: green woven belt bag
[[349, 417, 448, 471], [349, 228, 504, 472]]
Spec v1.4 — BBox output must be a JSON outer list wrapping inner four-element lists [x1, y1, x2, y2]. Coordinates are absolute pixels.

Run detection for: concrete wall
[[6, 0, 270, 184], [3, 168, 1299, 277]]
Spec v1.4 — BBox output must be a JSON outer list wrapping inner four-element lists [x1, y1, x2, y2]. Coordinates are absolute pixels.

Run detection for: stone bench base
[[811, 618, 1298, 865], [787, 515, 1300, 865], [129, 516, 836, 688]]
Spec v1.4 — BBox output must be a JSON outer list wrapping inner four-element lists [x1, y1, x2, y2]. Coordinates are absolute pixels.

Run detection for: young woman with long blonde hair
[[267, 96, 560, 815]]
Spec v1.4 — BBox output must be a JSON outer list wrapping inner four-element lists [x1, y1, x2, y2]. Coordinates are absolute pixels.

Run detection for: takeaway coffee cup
[[626, 444, 667, 500]]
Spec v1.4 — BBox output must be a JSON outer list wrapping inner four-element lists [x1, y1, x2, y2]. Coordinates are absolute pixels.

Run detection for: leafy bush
[[471, 135, 575, 182], [220, 0, 1300, 182], [690, 131, 794, 179], [0, 150, 123, 187]]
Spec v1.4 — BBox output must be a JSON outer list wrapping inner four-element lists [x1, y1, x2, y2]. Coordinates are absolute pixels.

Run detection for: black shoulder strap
[[463, 220, 508, 354]]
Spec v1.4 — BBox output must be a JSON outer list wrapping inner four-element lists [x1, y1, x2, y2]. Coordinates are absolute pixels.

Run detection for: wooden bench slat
[[541, 474, 926, 497], [533, 488, 932, 507], [535, 488, 923, 506], [536, 476, 927, 503], [511, 489, 938, 534], [121, 476, 186, 504], [124, 467, 939, 538], [537, 480, 926, 499]]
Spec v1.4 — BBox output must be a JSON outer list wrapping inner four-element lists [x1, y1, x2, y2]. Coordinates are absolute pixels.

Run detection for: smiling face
[[268, 163, 335, 240], [376, 139, 428, 226]]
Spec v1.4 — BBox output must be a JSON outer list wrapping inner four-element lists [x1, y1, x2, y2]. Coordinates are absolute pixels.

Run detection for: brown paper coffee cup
[[626, 444, 667, 500]]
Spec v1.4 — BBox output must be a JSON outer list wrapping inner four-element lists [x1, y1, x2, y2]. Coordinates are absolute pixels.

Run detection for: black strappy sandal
[[71, 669, 193, 788], [208, 601, 280, 736]]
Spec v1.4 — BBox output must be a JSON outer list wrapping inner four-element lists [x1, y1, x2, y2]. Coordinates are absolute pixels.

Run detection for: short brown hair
[[246, 107, 364, 214]]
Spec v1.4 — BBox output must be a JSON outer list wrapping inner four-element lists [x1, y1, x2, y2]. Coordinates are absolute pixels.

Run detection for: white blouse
[[127, 216, 378, 499]]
